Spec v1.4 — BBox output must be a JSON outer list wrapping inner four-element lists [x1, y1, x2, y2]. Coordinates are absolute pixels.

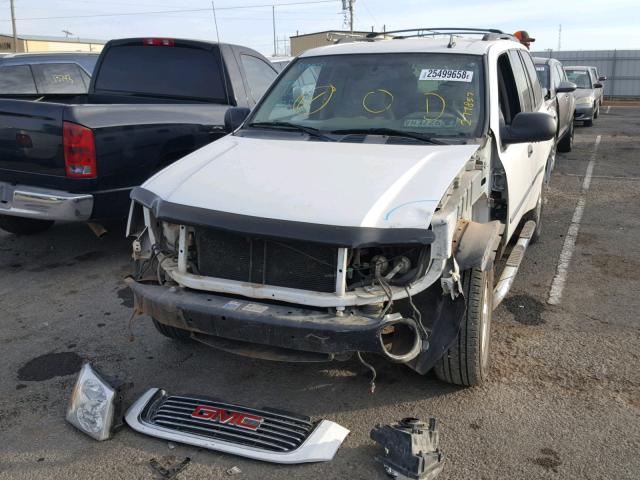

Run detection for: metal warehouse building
[[533, 49, 640, 98], [289, 30, 371, 56], [0, 33, 105, 53]]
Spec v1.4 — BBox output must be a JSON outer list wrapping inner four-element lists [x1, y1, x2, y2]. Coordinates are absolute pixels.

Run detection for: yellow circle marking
[[424, 92, 446, 120], [362, 89, 394, 114], [294, 85, 336, 115]]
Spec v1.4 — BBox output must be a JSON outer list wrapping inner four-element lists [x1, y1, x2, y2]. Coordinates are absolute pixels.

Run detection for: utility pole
[[342, 0, 354, 33], [10, 0, 17, 53], [272, 5, 276, 56], [349, 0, 354, 34], [558, 24, 562, 51]]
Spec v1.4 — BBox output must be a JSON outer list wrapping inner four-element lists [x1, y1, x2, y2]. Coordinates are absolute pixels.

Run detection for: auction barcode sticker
[[419, 68, 474, 82]]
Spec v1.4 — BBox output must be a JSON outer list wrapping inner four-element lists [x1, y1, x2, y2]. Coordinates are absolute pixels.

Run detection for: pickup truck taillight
[[63, 121, 96, 178]]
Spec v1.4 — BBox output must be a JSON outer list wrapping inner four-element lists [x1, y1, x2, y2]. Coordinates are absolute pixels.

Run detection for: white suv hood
[[142, 136, 479, 229]]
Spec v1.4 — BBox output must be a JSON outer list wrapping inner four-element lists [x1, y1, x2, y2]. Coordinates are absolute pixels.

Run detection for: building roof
[[290, 30, 371, 39], [299, 36, 522, 57], [0, 33, 105, 44]]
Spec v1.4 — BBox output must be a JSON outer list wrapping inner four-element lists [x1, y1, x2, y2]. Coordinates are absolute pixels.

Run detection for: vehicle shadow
[[127, 334, 464, 420], [0, 219, 131, 273]]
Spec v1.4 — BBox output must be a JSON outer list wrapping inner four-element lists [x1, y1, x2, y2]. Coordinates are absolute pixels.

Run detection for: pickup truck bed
[[0, 38, 278, 233], [0, 100, 229, 218]]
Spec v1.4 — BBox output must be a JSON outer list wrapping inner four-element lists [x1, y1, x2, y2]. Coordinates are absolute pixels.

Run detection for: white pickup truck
[[126, 28, 555, 387]]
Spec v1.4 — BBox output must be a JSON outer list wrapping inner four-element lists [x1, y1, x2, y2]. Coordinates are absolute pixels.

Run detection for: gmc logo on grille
[[191, 405, 264, 430]]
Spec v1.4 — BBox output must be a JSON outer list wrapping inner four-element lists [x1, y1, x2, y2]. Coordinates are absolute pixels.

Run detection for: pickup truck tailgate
[[0, 99, 67, 177]]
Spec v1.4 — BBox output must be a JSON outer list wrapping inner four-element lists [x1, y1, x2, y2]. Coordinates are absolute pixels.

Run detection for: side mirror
[[556, 81, 577, 93], [598, 75, 607, 81], [502, 112, 556, 144], [593, 83, 603, 89], [224, 107, 251, 133]]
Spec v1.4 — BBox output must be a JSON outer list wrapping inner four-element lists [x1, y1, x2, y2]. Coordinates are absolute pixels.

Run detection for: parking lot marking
[[564, 173, 640, 182], [606, 105, 611, 114], [547, 135, 601, 305]]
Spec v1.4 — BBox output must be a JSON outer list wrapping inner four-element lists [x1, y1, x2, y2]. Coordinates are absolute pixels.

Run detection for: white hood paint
[[142, 136, 479, 229]]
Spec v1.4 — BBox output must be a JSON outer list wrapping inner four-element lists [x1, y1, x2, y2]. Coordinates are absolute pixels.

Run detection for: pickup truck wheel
[[557, 119, 574, 153], [434, 267, 494, 387], [152, 318, 193, 342], [0, 215, 54, 235]]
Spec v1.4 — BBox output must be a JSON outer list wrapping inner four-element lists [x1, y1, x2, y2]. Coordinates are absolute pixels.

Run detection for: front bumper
[[574, 105, 594, 121], [0, 181, 93, 222], [126, 278, 394, 360]]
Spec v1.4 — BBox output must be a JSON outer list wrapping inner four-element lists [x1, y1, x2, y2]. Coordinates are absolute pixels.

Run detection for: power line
[[8, 0, 337, 21], [359, 0, 378, 28]]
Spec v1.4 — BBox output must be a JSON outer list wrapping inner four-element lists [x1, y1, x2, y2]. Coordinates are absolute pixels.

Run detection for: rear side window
[[94, 44, 227, 102], [241, 54, 277, 102], [535, 64, 549, 90], [520, 52, 543, 107], [0, 65, 37, 94], [31, 63, 89, 94]]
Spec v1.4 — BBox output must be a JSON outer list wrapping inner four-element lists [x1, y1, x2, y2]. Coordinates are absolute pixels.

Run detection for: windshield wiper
[[328, 128, 449, 145], [247, 121, 334, 141]]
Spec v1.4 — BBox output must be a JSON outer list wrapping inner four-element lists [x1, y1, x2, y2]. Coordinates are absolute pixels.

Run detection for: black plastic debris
[[370, 417, 444, 480], [149, 457, 191, 479]]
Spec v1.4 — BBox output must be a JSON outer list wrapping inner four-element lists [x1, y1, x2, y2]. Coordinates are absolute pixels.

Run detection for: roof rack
[[365, 27, 515, 41]]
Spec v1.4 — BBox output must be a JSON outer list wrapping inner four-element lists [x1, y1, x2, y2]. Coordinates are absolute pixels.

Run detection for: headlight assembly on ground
[[66, 363, 122, 441]]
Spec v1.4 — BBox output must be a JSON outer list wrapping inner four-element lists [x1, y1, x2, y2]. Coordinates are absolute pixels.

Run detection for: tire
[[557, 118, 574, 153], [0, 215, 54, 235], [593, 102, 599, 119], [152, 318, 192, 341], [434, 267, 494, 387]]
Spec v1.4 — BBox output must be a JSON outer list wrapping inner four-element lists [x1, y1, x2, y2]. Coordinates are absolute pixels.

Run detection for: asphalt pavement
[[0, 107, 638, 479]]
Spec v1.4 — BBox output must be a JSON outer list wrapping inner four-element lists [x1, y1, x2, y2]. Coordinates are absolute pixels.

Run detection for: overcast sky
[[2, 0, 639, 56]]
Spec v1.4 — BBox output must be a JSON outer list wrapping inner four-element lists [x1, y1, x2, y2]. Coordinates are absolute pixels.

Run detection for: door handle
[[528, 144, 533, 157]]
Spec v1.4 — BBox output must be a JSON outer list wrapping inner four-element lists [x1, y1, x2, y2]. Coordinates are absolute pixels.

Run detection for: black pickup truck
[[0, 38, 277, 234]]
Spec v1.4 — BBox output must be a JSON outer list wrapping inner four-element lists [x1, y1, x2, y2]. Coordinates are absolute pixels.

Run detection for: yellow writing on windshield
[[293, 85, 336, 115], [362, 89, 394, 114], [458, 91, 475, 126], [424, 92, 446, 120], [52, 74, 74, 83]]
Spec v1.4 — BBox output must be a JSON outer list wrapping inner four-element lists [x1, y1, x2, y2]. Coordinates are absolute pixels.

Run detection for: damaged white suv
[[126, 28, 555, 387]]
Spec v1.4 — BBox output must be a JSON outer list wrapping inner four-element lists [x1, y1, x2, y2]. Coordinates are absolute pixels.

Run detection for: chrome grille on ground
[[194, 228, 338, 293], [146, 394, 315, 453], [126, 388, 350, 463]]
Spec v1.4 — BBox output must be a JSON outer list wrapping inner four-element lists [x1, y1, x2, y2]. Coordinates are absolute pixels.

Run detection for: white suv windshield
[[249, 53, 485, 139]]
